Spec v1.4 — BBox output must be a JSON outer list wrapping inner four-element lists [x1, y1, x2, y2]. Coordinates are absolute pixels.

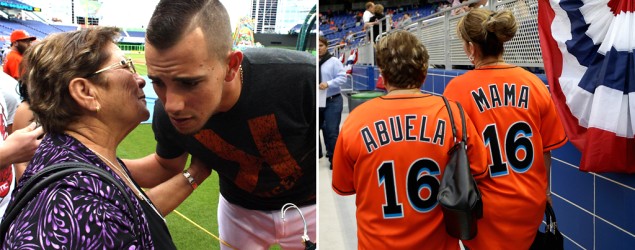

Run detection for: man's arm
[[124, 152, 188, 188], [144, 156, 211, 216], [327, 59, 347, 89]]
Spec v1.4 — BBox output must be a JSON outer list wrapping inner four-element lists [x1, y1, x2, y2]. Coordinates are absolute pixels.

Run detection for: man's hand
[[144, 156, 211, 216], [0, 122, 43, 167]]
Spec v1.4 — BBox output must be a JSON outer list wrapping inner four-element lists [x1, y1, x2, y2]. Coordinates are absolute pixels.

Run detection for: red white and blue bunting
[[538, 0, 634, 173]]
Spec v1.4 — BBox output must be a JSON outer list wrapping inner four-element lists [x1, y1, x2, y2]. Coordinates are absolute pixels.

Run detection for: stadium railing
[[337, 0, 543, 70]]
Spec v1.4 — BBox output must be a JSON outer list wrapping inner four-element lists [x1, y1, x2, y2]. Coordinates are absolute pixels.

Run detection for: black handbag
[[0, 162, 142, 243], [530, 203, 564, 250], [437, 96, 483, 240]]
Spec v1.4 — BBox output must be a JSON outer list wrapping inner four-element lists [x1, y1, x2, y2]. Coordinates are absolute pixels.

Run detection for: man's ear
[[224, 50, 244, 82], [68, 78, 100, 112]]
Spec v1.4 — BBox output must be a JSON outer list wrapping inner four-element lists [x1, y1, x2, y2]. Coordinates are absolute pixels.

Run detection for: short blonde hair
[[375, 30, 429, 89], [457, 8, 517, 57], [365, 2, 374, 10], [373, 4, 384, 15]]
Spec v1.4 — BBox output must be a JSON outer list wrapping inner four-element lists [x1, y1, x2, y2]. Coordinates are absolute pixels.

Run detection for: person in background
[[1, 43, 10, 64], [0, 72, 20, 133], [345, 31, 355, 44], [0, 36, 41, 224], [400, 13, 413, 28], [318, 36, 346, 170], [4, 30, 37, 144], [365, 4, 386, 43], [0, 32, 40, 222], [332, 30, 488, 249], [451, 0, 471, 16], [362, 1, 375, 41], [362, 1, 375, 25], [124, 0, 316, 249], [1, 27, 210, 248], [3, 30, 35, 80], [0, 100, 42, 223], [443, 8, 568, 249]]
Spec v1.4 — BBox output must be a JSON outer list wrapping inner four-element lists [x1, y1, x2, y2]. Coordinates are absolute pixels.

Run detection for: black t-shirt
[[153, 48, 316, 210], [370, 14, 386, 42]]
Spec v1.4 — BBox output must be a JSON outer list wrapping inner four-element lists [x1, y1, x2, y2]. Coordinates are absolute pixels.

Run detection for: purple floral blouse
[[1, 133, 157, 249]]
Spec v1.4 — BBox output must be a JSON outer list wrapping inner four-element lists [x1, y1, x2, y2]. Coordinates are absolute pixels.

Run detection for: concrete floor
[[317, 156, 358, 249], [317, 95, 358, 249]]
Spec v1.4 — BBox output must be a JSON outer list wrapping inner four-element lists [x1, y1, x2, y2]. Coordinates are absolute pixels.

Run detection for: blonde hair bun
[[484, 10, 517, 43]]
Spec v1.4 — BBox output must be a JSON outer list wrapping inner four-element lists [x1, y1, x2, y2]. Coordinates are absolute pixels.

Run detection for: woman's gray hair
[[22, 27, 120, 134]]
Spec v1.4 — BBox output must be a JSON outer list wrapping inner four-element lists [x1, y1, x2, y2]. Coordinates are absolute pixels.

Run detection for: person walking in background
[[443, 8, 568, 249], [3, 30, 35, 79], [124, 0, 316, 249], [332, 30, 488, 249], [1, 27, 211, 248], [318, 36, 346, 170]]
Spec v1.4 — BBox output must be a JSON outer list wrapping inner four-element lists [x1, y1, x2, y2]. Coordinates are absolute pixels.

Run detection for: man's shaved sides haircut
[[146, 0, 232, 60]]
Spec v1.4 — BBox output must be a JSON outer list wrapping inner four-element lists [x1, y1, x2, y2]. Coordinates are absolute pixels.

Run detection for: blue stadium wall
[[350, 65, 635, 250]]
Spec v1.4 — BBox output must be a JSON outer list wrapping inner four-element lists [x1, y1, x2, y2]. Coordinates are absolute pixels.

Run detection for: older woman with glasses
[[1, 27, 209, 249]]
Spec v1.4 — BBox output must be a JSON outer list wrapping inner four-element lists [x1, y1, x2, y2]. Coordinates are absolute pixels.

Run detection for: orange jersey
[[332, 94, 488, 250], [443, 65, 568, 249], [3, 50, 22, 79]]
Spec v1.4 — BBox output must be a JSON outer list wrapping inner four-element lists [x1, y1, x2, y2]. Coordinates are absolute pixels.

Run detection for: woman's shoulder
[[21, 155, 121, 203], [18, 134, 125, 203], [7, 139, 141, 247], [444, 72, 475, 94], [26, 133, 92, 174], [4, 173, 139, 249]]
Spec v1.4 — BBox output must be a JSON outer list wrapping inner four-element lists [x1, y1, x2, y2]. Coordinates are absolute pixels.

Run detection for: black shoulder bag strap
[[0, 162, 142, 244], [438, 95, 483, 240], [441, 96, 480, 215], [441, 96, 466, 144]]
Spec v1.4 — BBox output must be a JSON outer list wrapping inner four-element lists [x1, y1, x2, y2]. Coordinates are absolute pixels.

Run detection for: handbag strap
[[545, 203, 559, 233], [440, 96, 467, 144], [0, 162, 142, 244], [458, 101, 467, 143]]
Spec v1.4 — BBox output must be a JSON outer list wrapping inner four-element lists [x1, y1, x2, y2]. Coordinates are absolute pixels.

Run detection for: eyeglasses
[[91, 58, 136, 76]]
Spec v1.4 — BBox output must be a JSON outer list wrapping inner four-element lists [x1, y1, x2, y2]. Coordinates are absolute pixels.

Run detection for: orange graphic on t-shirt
[[194, 114, 302, 197]]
